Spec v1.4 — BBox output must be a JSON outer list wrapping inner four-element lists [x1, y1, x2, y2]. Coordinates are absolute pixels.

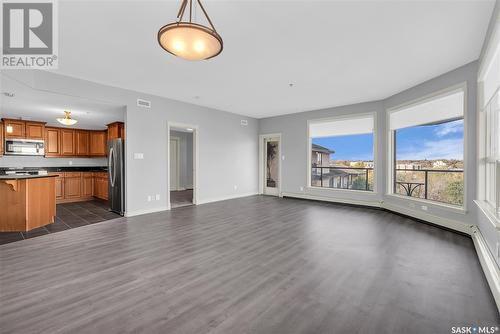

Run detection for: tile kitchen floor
[[0, 200, 121, 245]]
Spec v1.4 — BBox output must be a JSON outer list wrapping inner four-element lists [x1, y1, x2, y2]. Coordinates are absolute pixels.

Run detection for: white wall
[[259, 61, 478, 232], [0, 156, 106, 168], [1, 70, 259, 216]]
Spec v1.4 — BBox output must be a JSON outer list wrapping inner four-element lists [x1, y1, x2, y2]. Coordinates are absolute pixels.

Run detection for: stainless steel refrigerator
[[108, 139, 125, 215]]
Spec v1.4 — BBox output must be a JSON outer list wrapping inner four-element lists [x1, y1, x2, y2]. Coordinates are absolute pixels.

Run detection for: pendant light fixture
[[57, 111, 78, 126], [158, 0, 223, 61]]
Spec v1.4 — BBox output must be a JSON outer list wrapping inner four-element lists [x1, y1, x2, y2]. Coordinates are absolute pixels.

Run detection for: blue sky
[[312, 119, 464, 161]]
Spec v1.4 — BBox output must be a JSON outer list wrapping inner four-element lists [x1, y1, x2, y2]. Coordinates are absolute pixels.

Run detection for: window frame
[[306, 112, 378, 194], [478, 15, 500, 219], [386, 82, 468, 213]]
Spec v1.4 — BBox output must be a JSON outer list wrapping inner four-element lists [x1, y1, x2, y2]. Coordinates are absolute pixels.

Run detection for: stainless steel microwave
[[4, 139, 45, 156]]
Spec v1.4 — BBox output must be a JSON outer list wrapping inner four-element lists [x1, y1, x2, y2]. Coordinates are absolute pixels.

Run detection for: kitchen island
[[0, 175, 57, 232]]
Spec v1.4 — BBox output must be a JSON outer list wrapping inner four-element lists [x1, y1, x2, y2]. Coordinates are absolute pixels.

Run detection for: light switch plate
[[134, 153, 144, 160]]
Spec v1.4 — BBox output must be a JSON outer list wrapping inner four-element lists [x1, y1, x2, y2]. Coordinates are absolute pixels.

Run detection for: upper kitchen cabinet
[[25, 121, 46, 140], [107, 122, 125, 140], [3, 119, 26, 138], [61, 129, 76, 156], [76, 130, 90, 156], [2, 119, 46, 139], [45, 127, 61, 157], [89, 130, 107, 156]]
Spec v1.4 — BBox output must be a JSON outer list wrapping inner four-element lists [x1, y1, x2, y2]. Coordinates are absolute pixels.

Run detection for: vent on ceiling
[[241, 120, 248, 126], [137, 98, 151, 108]]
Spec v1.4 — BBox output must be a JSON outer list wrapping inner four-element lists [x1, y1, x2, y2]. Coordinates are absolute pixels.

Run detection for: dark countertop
[[0, 166, 108, 174], [0, 174, 59, 180]]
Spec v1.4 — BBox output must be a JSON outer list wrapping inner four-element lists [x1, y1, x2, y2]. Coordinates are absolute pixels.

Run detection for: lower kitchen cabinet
[[49, 172, 108, 204], [93, 172, 109, 200]]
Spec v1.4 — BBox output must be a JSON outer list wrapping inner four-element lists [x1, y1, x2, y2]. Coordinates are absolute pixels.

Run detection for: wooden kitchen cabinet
[[49, 173, 65, 200], [25, 121, 45, 140], [0, 121, 3, 156], [3, 119, 25, 138], [89, 131, 107, 156], [45, 127, 61, 157], [82, 172, 93, 197], [107, 122, 125, 140], [61, 129, 75, 156], [76, 130, 90, 156], [93, 172, 109, 200], [64, 172, 82, 199]]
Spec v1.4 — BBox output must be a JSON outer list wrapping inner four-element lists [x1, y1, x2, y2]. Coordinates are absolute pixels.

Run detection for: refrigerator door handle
[[109, 147, 115, 187], [113, 147, 117, 187]]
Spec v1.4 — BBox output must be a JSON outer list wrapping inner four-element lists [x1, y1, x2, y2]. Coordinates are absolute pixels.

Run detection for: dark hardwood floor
[[0, 195, 498, 333], [170, 189, 194, 208]]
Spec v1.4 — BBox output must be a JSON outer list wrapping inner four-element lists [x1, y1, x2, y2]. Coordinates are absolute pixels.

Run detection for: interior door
[[264, 137, 280, 196], [170, 138, 179, 191]]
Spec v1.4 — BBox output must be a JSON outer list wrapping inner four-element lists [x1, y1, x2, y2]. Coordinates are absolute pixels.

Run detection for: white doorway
[[260, 134, 281, 196], [168, 123, 198, 209]]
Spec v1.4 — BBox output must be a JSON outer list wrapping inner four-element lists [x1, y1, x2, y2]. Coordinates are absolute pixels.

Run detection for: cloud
[[397, 138, 463, 160], [434, 119, 463, 137]]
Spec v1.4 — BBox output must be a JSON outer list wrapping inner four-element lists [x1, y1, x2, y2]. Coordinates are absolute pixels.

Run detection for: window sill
[[385, 193, 467, 215], [475, 200, 500, 230], [307, 186, 377, 195]]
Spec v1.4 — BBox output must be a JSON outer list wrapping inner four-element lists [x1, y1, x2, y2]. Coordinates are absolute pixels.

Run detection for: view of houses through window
[[394, 119, 464, 206], [310, 115, 374, 191], [390, 88, 465, 207]]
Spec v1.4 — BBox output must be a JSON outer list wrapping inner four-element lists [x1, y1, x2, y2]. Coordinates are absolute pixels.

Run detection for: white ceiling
[[53, 0, 494, 118], [0, 73, 125, 130]]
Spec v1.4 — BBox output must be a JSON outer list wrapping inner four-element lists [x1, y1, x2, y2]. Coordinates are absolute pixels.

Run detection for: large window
[[389, 88, 465, 207], [308, 114, 375, 191], [479, 29, 500, 213]]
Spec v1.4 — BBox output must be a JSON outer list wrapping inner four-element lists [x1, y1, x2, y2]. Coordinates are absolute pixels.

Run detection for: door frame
[[169, 136, 181, 191], [259, 133, 282, 197], [167, 122, 199, 209]]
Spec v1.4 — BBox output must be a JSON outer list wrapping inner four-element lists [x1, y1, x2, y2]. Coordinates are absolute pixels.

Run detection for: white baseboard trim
[[281, 191, 382, 208], [125, 206, 169, 217], [381, 201, 472, 235], [197, 192, 259, 205], [471, 226, 500, 312]]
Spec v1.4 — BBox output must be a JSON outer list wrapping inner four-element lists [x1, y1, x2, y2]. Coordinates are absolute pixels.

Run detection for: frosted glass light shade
[[158, 23, 222, 61], [57, 111, 78, 126]]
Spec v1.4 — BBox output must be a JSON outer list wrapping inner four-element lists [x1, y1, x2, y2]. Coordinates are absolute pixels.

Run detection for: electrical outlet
[[156, 194, 160, 201], [68, 161, 73, 165], [282, 155, 285, 160], [147, 195, 152, 202], [421, 205, 428, 211], [234, 185, 238, 190], [300, 186, 304, 192], [134, 153, 144, 160]]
